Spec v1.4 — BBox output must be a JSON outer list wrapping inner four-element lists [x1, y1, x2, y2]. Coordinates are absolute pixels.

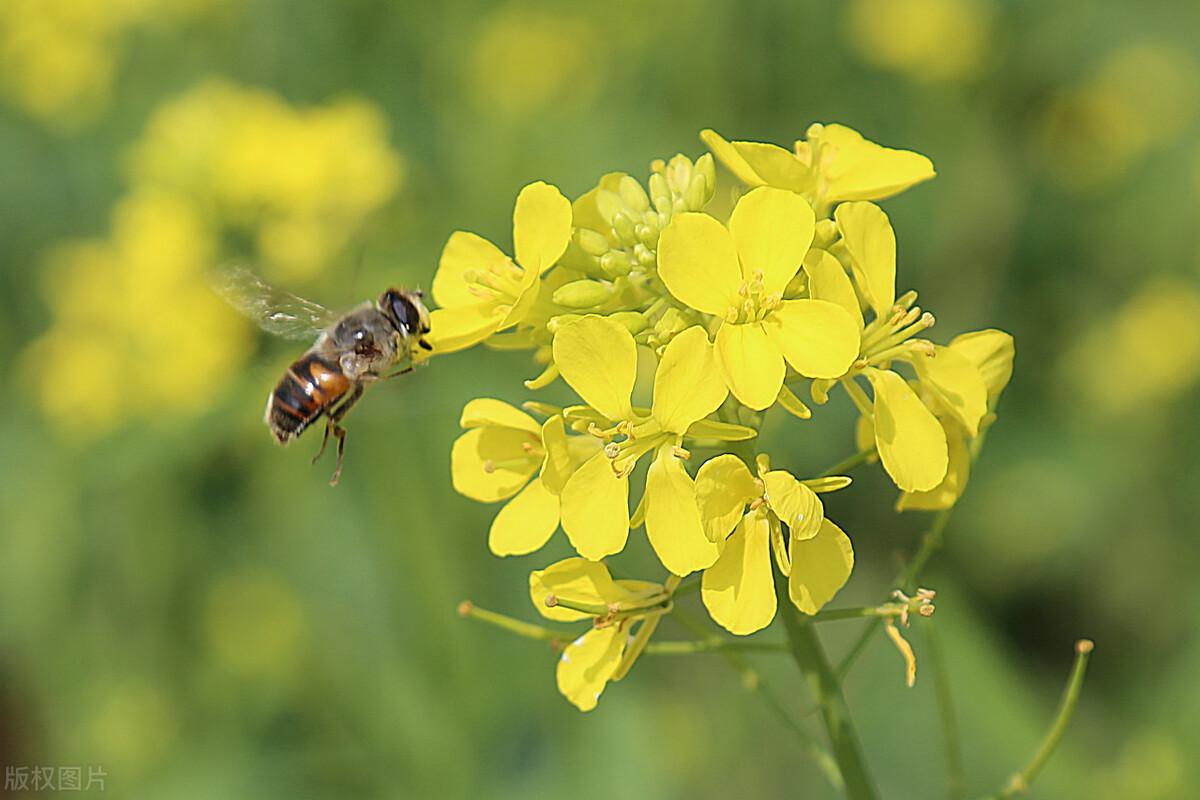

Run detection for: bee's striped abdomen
[[264, 353, 351, 443]]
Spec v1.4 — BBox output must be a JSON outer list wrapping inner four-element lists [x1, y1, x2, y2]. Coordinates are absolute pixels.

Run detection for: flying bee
[[216, 267, 432, 485]]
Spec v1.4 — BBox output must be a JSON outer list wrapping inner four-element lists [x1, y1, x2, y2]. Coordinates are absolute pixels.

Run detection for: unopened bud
[[599, 250, 632, 278], [684, 173, 708, 210], [696, 153, 716, 202], [618, 175, 650, 213], [813, 219, 838, 247], [553, 279, 614, 309], [607, 311, 649, 335], [648, 172, 672, 214], [576, 228, 611, 257], [595, 189, 623, 225], [633, 243, 656, 268]]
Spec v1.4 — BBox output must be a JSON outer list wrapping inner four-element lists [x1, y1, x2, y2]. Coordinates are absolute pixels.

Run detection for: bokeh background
[[2, 0, 1198, 797]]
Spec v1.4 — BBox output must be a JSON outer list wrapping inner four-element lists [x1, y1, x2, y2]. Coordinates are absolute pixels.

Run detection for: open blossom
[[427, 181, 572, 353], [553, 317, 737, 575], [450, 398, 598, 555], [530, 558, 670, 711], [658, 187, 860, 409]]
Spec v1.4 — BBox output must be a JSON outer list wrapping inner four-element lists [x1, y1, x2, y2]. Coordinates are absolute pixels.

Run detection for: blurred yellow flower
[[1038, 42, 1199, 190], [427, 182, 572, 353], [0, 0, 220, 128], [468, 6, 601, 119], [204, 568, 308, 681], [702, 124, 935, 215], [844, 0, 993, 84], [1063, 278, 1200, 416], [130, 80, 404, 280], [657, 187, 860, 409], [451, 398, 598, 556], [530, 558, 669, 711], [553, 318, 730, 575]]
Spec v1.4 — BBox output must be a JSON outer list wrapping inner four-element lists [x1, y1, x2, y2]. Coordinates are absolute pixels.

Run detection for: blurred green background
[[2, 0, 1198, 797]]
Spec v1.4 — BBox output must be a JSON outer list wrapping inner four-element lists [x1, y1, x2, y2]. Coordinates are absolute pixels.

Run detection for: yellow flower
[[696, 454, 853, 633], [702, 124, 935, 215], [451, 398, 597, 556], [553, 317, 745, 575], [427, 182, 572, 354], [897, 329, 1014, 510], [529, 558, 670, 711], [657, 187, 859, 410]]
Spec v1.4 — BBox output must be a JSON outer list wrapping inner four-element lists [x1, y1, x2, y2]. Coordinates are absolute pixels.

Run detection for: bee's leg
[[311, 413, 333, 465], [322, 384, 364, 486], [381, 363, 416, 380]]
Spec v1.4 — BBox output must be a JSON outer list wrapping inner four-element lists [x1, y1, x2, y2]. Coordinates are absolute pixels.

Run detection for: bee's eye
[[389, 295, 419, 334]]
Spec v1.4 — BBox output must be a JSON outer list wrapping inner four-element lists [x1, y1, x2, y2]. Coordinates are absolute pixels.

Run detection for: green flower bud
[[552, 279, 615, 309], [813, 218, 837, 248], [611, 211, 638, 247], [596, 189, 623, 225], [696, 153, 716, 203], [557, 240, 599, 274], [635, 224, 657, 249], [576, 227, 611, 257], [633, 243, 656, 268], [605, 311, 649, 335], [684, 172, 707, 211], [648, 172, 671, 214], [599, 250, 633, 278], [665, 154, 692, 194], [618, 175, 650, 213]]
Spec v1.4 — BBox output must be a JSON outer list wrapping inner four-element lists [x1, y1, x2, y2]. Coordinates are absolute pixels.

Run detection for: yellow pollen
[[672, 445, 691, 459], [482, 460, 495, 473]]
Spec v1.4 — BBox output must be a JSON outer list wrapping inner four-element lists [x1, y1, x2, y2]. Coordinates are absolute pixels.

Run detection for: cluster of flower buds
[[434, 124, 1014, 710]]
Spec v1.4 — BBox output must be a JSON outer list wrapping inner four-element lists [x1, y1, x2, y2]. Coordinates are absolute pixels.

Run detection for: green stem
[[774, 572, 879, 800], [671, 607, 844, 792], [927, 623, 965, 800], [979, 641, 1095, 799], [818, 448, 876, 478], [457, 601, 581, 644], [644, 639, 787, 655]]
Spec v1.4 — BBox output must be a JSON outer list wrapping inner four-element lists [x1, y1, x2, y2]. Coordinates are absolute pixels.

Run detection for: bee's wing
[[212, 266, 338, 341]]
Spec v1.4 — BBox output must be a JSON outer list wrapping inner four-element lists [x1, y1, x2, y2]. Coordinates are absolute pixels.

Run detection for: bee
[[216, 267, 432, 485]]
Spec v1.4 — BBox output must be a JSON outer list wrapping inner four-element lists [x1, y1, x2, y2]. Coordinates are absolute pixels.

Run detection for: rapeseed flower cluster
[[24, 81, 403, 435], [445, 125, 1013, 710]]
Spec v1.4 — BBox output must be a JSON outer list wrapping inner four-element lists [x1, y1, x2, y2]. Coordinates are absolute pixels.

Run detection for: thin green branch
[[819, 447, 876, 478], [979, 640, 1095, 800], [775, 571, 879, 800], [457, 600, 582, 644], [644, 638, 787, 655], [671, 607, 844, 792], [927, 623, 965, 800]]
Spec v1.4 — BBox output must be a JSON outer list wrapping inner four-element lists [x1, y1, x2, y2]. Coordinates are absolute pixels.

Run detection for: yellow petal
[[789, 518, 854, 615], [450, 427, 538, 502], [731, 141, 811, 192], [432, 231, 509, 308], [700, 129, 766, 186], [489, 478, 559, 556], [912, 346, 988, 436], [809, 123, 935, 204], [767, 299, 860, 379], [498, 264, 542, 328], [803, 248, 864, 330], [560, 451, 630, 560], [552, 315, 636, 421], [949, 329, 1015, 403], [658, 212, 743, 315], [426, 305, 504, 354], [459, 398, 540, 434], [866, 369, 948, 492], [539, 415, 574, 494], [834, 201, 896, 317], [762, 469, 823, 540], [530, 557, 619, 622], [556, 624, 625, 711], [715, 322, 785, 410], [897, 420, 971, 512], [513, 181, 572, 274], [694, 454, 759, 542], [729, 187, 815, 296], [702, 511, 777, 635], [644, 446, 721, 576], [651, 326, 728, 433]]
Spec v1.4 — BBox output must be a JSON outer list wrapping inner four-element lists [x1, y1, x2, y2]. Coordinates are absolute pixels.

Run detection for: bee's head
[[380, 288, 432, 351]]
